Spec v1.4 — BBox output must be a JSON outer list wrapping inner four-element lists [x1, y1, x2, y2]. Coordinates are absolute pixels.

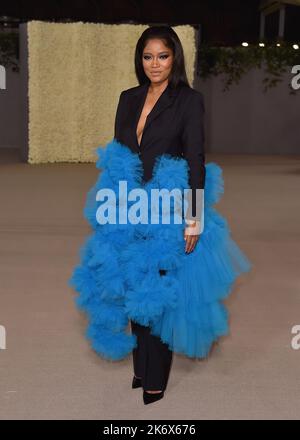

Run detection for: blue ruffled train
[[68, 138, 252, 361]]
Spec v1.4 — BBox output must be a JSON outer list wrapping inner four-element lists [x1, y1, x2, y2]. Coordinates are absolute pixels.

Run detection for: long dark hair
[[134, 26, 190, 89]]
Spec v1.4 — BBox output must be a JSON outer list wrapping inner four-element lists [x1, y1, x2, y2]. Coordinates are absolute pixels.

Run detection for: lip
[[151, 72, 161, 74]]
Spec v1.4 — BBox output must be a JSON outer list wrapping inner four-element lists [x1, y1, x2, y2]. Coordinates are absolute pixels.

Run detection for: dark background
[[1, 0, 300, 45]]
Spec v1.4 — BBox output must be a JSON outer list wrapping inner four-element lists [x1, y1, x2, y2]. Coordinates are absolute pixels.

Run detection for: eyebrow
[[143, 51, 170, 55]]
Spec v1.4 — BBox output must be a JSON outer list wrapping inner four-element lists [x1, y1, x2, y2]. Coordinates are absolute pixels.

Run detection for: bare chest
[[136, 93, 162, 147]]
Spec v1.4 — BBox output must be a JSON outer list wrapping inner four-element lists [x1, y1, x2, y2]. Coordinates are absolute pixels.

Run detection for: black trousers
[[130, 269, 173, 391], [130, 320, 173, 391]]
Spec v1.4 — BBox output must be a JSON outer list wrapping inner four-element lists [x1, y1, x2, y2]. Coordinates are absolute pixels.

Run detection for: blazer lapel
[[131, 82, 179, 151]]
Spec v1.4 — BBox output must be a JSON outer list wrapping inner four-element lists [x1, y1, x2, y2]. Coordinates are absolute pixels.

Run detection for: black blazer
[[114, 81, 206, 216]]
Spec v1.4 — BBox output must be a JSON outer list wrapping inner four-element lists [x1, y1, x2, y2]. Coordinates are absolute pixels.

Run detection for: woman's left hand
[[184, 220, 201, 253]]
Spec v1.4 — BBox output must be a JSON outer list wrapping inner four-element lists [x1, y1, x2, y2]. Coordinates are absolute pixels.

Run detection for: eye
[[143, 54, 169, 60]]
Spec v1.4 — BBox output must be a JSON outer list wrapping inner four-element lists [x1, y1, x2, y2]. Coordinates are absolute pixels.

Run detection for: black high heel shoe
[[143, 390, 165, 405], [132, 375, 142, 389]]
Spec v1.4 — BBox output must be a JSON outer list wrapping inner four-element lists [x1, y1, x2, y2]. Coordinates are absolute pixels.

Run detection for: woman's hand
[[184, 220, 201, 253]]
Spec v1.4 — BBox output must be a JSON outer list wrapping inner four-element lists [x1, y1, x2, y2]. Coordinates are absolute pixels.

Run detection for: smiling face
[[142, 38, 174, 85]]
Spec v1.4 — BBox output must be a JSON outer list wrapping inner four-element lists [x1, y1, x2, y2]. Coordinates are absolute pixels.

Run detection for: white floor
[[0, 151, 300, 419]]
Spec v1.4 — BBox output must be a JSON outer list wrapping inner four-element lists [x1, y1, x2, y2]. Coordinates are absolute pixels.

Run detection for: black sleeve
[[114, 91, 126, 141], [181, 91, 206, 220]]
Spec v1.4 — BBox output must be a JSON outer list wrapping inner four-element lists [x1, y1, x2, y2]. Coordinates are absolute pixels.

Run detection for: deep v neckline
[[135, 83, 168, 149], [135, 83, 150, 149]]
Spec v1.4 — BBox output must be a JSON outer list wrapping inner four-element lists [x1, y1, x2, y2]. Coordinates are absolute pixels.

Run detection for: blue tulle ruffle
[[68, 138, 252, 361]]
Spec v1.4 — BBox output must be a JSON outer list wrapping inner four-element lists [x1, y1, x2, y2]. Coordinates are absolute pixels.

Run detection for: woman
[[69, 26, 252, 405]]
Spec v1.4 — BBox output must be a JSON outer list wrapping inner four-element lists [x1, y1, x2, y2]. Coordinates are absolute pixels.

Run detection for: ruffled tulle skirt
[[69, 139, 252, 361]]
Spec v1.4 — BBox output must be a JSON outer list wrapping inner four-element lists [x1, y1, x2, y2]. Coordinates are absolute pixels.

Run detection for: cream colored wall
[[27, 21, 196, 164]]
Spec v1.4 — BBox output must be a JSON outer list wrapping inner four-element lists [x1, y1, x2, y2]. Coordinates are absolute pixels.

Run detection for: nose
[[151, 57, 160, 67]]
